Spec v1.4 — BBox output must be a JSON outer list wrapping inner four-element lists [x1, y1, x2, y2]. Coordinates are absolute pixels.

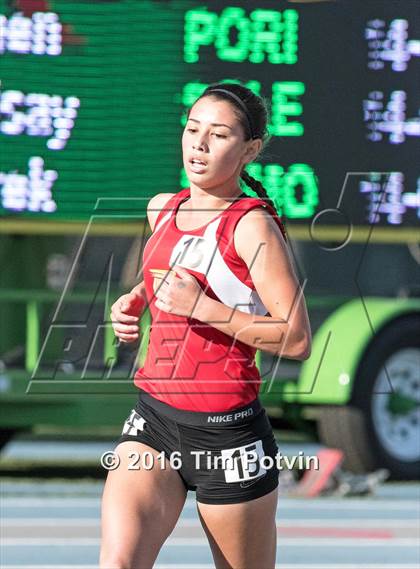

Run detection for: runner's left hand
[[154, 265, 207, 319]]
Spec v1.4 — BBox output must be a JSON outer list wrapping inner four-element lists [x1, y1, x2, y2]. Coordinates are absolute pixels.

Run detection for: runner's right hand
[[110, 292, 146, 343]]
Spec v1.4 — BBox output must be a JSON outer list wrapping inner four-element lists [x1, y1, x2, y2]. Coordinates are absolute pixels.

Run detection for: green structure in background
[[0, 0, 191, 219]]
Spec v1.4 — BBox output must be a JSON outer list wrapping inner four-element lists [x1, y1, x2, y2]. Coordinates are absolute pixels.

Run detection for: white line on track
[[1, 499, 100, 507], [2, 498, 419, 510], [2, 538, 420, 546], [3, 565, 420, 569], [1, 518, 419, 528], [179, 518, 420, 528]]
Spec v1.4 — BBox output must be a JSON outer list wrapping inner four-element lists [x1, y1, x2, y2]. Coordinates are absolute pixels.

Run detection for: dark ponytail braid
[[191, 82, 288, 243], [240, 169, 288, 243], [240, 169, 274, 208]]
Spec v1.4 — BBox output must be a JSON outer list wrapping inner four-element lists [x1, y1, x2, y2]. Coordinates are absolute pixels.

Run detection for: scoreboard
[[0, 0, 419, 235]]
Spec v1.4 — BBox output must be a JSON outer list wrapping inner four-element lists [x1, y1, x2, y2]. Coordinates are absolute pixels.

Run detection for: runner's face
[[182, 97, 252, 189]]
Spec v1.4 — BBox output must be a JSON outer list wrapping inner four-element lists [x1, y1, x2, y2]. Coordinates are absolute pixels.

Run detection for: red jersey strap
[[254, 199, 288, 243], [226, 194, 288, 244], [152, 188, 288, 243], [152, 189, 189, 231]]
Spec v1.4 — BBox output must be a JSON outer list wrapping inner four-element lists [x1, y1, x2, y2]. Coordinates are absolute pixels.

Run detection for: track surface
[[1, 441, 419, 568]]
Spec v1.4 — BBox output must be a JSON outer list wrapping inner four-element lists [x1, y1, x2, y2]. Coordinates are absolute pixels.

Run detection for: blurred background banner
[[0, 0, 418, 229], [0, 0, 419, 480]]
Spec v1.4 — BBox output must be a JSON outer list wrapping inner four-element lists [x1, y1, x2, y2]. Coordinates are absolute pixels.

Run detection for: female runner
[[100, 82, 312, 569]]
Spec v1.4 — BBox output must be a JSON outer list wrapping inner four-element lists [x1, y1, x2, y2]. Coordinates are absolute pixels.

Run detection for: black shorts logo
[[122, 409, 147, 436], [239, 473, 267, 489]]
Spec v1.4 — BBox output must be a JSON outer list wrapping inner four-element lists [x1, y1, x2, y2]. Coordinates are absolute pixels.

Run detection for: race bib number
[[221, 440, 266, 483], [170, 235, 211, 272]]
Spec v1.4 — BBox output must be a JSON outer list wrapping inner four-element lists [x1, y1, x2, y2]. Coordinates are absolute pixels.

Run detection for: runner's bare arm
[[110, 193, 176, 339], [194, 207, 312, 360], [126, 193, 176, 297], [146, 192, 176, 233]]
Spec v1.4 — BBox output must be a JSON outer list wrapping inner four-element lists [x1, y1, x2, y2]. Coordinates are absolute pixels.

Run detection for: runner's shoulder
[[146, 193, 176, 232]]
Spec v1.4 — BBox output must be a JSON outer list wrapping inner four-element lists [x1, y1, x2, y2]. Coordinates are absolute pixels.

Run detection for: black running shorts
[[115, 389, 280, 504]]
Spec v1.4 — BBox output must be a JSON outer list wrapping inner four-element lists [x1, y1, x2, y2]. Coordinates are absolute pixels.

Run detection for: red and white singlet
[[134, 187, 287, 412]]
